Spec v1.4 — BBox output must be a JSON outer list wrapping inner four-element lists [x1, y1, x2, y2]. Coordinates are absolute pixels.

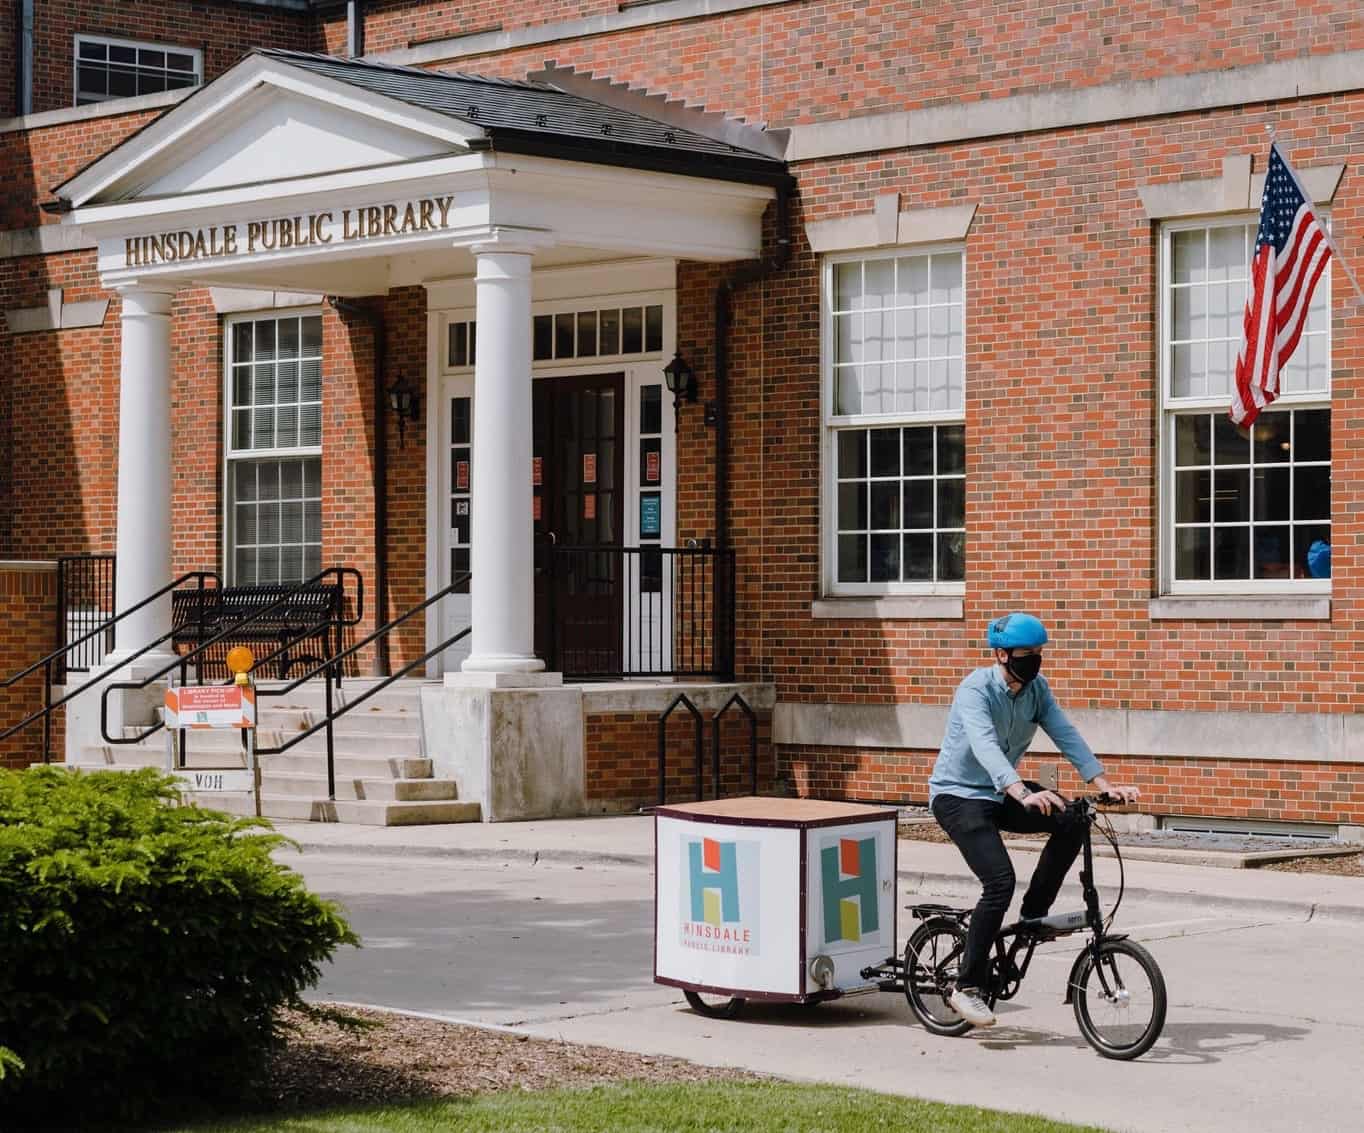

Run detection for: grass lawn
[[168, 1080, 1109, 1133]]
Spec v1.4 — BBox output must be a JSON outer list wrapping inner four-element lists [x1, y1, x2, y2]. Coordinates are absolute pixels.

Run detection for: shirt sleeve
[[958, 684, 1023, 793], [1035, 680, 1105, 782]]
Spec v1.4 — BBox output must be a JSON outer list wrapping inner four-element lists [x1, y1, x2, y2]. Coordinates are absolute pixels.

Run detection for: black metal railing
[[539, 544, 735, 681], [56, 554, 116, 682], [254, 574, 472, 801], [100, 567, 363, 748], [0, 570, 221, 763], [653, 691, 758, 808]]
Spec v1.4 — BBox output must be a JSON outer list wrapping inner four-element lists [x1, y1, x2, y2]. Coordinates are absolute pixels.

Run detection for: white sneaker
[[948, 986, 997, 1027]]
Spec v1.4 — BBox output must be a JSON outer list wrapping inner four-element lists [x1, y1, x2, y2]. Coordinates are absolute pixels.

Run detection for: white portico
[[54, 50, 784, 690]]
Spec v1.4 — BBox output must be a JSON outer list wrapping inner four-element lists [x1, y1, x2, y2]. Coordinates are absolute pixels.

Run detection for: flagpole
[[1267, 126, 1364, 306]]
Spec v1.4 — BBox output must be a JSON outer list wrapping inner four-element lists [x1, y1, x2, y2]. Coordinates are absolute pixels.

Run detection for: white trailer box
[[654, 797, 898, 1003]]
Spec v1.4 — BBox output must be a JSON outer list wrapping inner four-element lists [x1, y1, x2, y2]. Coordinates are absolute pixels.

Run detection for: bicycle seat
[[908, 902, 972, 921]]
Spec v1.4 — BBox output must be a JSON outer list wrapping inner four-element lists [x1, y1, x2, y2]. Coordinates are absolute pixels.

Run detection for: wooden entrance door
[[533, 373, 625, 674]]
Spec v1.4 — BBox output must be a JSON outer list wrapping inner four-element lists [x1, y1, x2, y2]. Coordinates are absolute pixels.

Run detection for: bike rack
[[656, 693, 704, 807], [710, 692, 757, 799]]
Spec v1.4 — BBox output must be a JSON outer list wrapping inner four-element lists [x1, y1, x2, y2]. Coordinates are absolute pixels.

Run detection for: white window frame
[[821, 244, 967, 597], [1158, 215, 1332, 596], [73, 33, 202, 106], [222, 308, 325, 586]]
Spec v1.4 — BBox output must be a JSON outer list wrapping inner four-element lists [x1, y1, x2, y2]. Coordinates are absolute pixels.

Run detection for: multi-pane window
[[825, 250, 966, 592], [227, 314, 323, 585], [532, 303, 664, 361], [75, 36, 201, 106], [1163, 220, 1331, 588]]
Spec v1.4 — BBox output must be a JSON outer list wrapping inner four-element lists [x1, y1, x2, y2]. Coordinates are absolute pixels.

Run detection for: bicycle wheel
[[1072, 938, 1167, 1060], [683, 990, 746, 1019], [904, 919, 979, 1037]]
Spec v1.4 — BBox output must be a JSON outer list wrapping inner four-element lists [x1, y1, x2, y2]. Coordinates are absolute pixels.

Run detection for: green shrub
[[0, 767, 357, 1125]]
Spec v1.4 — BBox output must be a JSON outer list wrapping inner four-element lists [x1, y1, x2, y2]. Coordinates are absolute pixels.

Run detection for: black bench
[[171, 583, 343, 683]]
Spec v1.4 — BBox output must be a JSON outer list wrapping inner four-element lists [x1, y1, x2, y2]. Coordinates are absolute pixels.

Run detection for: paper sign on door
[[583, 453, 597, 484]]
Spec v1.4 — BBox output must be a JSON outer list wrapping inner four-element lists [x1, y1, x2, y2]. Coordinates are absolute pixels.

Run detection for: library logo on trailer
[[820, 835, 881, 947], [680, 836, 761, 955]]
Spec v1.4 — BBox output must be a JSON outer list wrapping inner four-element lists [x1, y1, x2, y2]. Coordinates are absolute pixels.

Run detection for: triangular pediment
[[57, 53, 486, 208], [110, 87, 460, 200]]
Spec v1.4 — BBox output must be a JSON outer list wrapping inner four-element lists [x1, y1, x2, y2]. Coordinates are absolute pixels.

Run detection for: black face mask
[[1006, 651, 1043, 685]]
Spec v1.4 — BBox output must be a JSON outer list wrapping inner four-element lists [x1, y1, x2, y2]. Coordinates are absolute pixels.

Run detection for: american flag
[[1229, 143, 1332, 428]]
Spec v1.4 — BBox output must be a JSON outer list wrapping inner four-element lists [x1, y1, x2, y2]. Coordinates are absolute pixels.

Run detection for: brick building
[[1, 0, 1362, 836]]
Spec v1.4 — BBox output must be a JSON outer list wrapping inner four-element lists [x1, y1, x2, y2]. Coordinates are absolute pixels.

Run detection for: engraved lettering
[[223, 225, 238, 255], [343, 209, 357, 240], [192, 231, 208, 259], [419, 199, 434, 230], [400, 202, 417, 234], [435, 195, 453, 227], [125, 237, 139, 267], [382, 203, 398, 235], [365, 206, 382, 236], [247, 221, 263, 253]]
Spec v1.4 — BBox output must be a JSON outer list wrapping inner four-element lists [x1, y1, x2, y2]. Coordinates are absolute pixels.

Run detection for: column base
[[445, 670, 563, 689], [460, 653, 547, 676]]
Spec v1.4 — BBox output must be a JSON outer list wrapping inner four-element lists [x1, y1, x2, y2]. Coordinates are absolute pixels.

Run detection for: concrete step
[[76, 749, 435, 780], [261, 771, 457, 802], [183, 792, 481, 825], [125, 706, 423, 738], [133, 728, 424, 757], [251, 679, 430, 715]]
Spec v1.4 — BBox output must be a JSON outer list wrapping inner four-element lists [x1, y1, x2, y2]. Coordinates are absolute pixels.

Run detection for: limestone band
[[123, 195, 456, 268]]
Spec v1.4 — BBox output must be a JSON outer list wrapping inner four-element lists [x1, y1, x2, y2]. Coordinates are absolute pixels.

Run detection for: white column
[[112, 287, 176, 656], [461, 244, 545, 674]]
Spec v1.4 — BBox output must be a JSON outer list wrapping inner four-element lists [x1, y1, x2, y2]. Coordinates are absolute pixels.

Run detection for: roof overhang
[[59, 54, 777, 296]]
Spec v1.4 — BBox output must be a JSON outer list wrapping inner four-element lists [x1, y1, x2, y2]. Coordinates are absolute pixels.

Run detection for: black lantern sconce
[[386, 372, 420, 448], [662, 352, 698, 418]]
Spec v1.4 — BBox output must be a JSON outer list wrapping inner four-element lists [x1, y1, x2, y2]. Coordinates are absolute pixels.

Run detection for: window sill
[[812, 596, 964, 620], [1149, 596, 1331, 621]]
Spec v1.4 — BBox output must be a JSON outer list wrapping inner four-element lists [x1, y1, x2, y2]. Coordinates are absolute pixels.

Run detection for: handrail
[[100, 567, 364, 746], [0, 571, 220, 760], [255, 573, 471, 800]]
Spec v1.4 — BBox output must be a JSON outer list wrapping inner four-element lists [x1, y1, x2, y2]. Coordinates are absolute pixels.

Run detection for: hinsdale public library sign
[[123, 195, 457, 268]]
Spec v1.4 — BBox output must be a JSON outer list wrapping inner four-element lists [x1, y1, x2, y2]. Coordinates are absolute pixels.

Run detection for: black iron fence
[[538, 544, 735, 681], [56, 554, 116, 682]]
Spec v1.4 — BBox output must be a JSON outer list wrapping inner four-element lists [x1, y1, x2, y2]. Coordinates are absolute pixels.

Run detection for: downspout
[[17, 0, 33, 116], [327, 296, 390, 677], [346, 0, 365, 58], [711, 182, 793, 681]]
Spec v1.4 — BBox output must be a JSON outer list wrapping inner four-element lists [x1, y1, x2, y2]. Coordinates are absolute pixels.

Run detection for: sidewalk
[[271, 812, 1364, 923]]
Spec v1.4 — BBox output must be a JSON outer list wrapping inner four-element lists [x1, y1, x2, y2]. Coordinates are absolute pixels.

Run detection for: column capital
[[469, 226, 556, 258], [115, 285, 176, 318]]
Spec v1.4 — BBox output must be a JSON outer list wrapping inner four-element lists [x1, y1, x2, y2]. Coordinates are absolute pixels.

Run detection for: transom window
[[1162, 219, 1331, 590], [75, 35, 201, 106], [226, 314, 323, 585], [824, 248, 967, 594]]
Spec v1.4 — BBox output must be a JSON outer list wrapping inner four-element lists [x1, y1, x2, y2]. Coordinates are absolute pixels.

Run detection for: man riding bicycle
[[928, 612, 1139, 1028]]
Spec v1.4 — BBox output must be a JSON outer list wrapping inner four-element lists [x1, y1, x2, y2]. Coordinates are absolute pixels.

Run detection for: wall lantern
[[387, 372, 420, 448], [662, 353, 698, 415]]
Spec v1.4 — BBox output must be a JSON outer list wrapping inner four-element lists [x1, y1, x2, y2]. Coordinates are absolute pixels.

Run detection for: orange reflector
[[225, 646, 255, 675]]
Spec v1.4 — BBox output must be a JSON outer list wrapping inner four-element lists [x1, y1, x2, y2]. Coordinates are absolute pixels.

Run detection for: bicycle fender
[[1062, 935, 1129, 1004]]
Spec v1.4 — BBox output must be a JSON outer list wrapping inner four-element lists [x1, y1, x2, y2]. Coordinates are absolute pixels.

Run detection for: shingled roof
[[254, 50, 789, 184]]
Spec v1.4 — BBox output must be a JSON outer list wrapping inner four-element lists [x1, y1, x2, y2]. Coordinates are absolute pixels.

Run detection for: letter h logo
[[821, 837, 879, 943], [688, 838, 740, 926]]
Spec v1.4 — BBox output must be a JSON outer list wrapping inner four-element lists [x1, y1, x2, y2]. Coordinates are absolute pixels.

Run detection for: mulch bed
[[265, 1005, 754, 1113], [1258, 852, 1364, 877]]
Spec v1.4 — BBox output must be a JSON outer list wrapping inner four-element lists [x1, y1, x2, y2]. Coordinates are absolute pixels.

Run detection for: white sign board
[[655, 816, 801, 996], [163, 684, 256, 729], [803, 819, 897, 994]]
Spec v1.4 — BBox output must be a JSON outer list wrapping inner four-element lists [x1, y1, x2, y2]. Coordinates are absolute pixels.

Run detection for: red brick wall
[[0, 565, 60, 768], [585, 707, 774, 809], [316, 0, 619, 57], [0, 1, 16, 120], [778, 743, 1364, 827], [26, 0, 312, 116]]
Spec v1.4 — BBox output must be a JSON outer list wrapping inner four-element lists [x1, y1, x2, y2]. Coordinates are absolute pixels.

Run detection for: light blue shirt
[[928, 666, 1104, 804]]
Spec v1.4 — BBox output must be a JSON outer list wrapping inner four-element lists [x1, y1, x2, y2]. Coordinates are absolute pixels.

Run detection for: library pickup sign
[[163, 684, 256, 730], [164, 647, 262, 814]]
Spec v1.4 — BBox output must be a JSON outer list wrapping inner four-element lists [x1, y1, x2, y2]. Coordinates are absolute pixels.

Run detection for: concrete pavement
[[272, 811, 1364, 923], [285, 845, 1363, 1133]]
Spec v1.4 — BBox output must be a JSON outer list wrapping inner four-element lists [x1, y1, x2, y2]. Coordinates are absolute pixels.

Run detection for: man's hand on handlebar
[[1018, 788, 1068, 815], [1091, 776, 1140, 805]]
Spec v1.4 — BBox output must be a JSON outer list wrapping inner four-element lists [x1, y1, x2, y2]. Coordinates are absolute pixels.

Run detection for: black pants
[[931, 787, 1086, 991]]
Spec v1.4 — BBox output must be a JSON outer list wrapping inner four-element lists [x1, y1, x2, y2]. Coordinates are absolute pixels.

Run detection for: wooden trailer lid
[[656, 796, 897, 825]]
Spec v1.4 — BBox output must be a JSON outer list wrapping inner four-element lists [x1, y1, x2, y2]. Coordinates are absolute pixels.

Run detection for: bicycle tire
[[683, 990, 746, 1019], [904, 918, 982, 1037], [1072, 938, 1167, 1060]]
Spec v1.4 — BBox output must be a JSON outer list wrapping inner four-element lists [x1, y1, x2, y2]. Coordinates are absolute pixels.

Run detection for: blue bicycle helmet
[[986, 612, 1048, 650]]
